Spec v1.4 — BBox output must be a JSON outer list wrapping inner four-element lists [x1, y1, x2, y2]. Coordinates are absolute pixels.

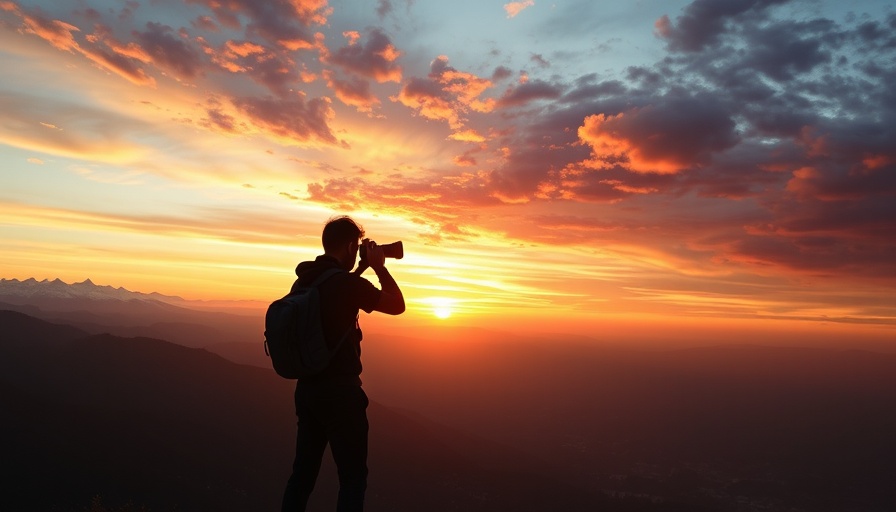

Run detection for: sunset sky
[[1, 0, 894, 340]]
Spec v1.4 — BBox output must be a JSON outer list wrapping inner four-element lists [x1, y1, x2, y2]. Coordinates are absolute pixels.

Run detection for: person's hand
[[364, 239, 386, 270]]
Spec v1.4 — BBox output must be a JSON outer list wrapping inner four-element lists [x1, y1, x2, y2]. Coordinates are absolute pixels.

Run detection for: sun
[[428, 297, 454, 320], [433, 306, 452, 319]]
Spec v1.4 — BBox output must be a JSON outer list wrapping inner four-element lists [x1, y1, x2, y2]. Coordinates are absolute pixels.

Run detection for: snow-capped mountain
[[0, 277, 181, 303], [0, 277, 261, 350]]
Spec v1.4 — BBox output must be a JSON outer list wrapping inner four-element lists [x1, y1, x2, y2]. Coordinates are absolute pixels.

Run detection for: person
[[281, 216, 405, 512]]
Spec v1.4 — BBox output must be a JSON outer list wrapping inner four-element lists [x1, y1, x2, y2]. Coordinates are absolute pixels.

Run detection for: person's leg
[[325, 386, 369, 512], [282, 387, 329, 512]]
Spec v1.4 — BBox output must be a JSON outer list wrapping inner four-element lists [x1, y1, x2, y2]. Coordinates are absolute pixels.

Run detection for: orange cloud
[[577, 97, 738, 174], [504, 1, 534, 19], [578, 112, 682, 174], [188, 0, 330, 49], [449, 129, 486, 143], [225, 40, 266, 58], [12, 5, 80, 52], [4, 5, 163, 87], [395, 77, 461, 127], [394, 56, 495, 129], [327, 28, 402, 83], [861, 154, 893, 170], [323, 70, 380, 113]]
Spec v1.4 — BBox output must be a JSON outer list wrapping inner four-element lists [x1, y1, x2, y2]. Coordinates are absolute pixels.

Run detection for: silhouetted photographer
[[280, 216, 405, 512]]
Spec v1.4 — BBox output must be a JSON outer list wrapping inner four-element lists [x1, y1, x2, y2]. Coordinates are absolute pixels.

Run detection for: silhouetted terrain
[[3, 306, 896, 511], [0, 311, 612, 512]]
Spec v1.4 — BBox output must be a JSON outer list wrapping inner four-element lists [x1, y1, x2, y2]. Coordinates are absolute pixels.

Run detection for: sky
[[1, 0, 894, 342]]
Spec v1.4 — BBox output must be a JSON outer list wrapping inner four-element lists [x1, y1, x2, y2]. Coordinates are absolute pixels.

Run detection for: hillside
[[0, 310, 606, 512]]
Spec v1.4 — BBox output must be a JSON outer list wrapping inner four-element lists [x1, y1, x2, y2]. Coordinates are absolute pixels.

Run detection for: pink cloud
[[504, 1, 534, 19]]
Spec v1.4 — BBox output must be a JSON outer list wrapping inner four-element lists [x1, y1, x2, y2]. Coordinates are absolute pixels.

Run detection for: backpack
[[264, 267, 354, 378]]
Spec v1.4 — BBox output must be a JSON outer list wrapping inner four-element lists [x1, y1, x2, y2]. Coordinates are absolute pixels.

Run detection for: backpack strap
[[307, 267, 344, 289]]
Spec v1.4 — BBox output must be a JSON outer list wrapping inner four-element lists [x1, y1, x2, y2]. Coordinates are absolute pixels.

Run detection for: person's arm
[[365, 240, 405, 315]]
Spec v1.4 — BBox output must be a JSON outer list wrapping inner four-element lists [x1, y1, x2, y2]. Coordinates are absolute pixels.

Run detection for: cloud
[[4, 2, 80, 52], [191, 15, 219, 32], [726, 193, 896, 280], [186, 0, 331, 50], [0, 199, 319, 246], [492, 66, 513, 82], [133, 22, 204, 79], [305, 171, 502, 237], [323, 70, 380, 113], [3, 4, 158, 86], [374, 0, 413, 19], [200, 98, 242, 133], [231, 95, 341, 146], [5, 0, 895, 299], [394, 56, 495, 129], [742, 19, 833, 81], [453, 151, 477, 167], [449, 129, 486, 143], [504, 1, 534, 19], [326, 28, 402, 83], [497, 79, 563, 107], [530, 53, 549, 68], [80, 41, 156, 86], [0, 91, 156, 163], [577, 95, 739, 174], [655, 0, 788, 53]]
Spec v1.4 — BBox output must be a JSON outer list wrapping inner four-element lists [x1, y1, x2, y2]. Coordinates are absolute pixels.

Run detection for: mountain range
[[0, 277, 262, 349]]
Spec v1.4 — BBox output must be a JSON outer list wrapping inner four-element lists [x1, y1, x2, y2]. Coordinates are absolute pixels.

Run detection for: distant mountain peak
[[0, 277, 173, 303], [0, 277, 264, 315]]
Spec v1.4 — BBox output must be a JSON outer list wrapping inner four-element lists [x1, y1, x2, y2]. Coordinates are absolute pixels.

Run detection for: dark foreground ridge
[[2, 309, 896, 511]]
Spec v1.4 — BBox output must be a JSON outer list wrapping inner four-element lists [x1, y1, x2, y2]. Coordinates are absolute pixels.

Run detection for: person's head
[[322, 216, 365, 270]]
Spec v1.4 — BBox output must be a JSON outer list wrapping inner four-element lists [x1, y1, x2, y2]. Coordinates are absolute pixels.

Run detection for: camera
[[360, 240, 403, 260]]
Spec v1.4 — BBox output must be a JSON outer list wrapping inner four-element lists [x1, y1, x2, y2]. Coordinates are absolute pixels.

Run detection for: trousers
[[281, 384, 369, 512]]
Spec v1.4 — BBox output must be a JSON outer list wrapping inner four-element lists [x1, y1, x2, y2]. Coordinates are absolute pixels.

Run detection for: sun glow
[[427, 297, 454, 319]]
